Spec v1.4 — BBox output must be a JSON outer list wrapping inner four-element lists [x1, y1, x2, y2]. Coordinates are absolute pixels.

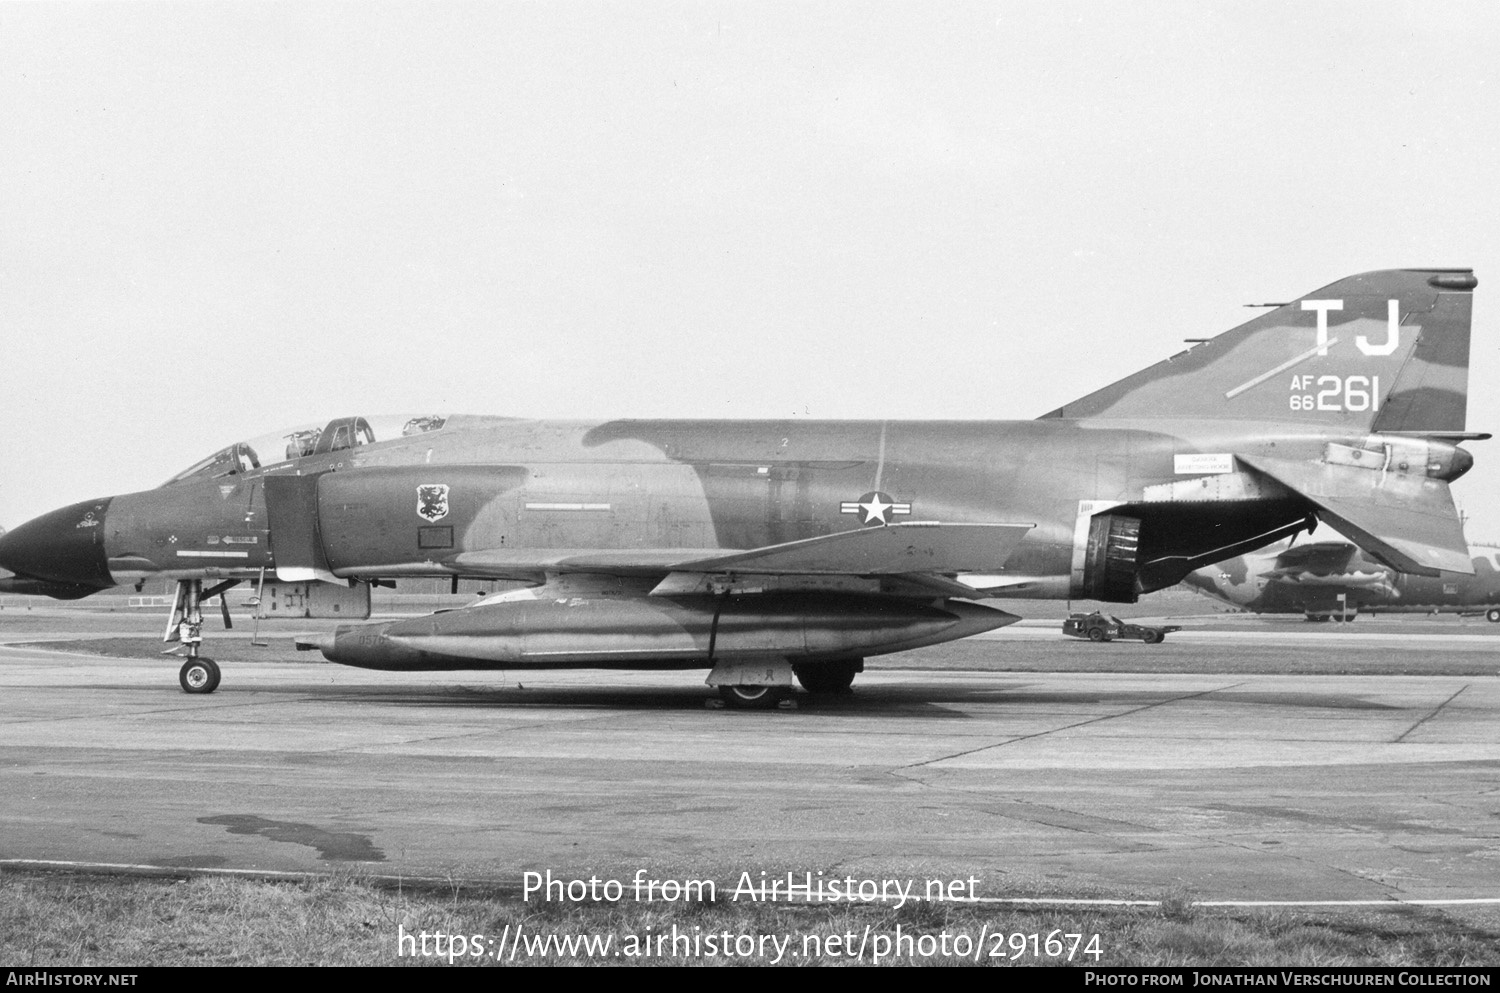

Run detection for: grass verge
[[3, 869, 1498, 966]]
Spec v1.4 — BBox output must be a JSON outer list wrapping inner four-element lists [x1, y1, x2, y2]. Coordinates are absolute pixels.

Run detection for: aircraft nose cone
[[0, 498, 113, 588]]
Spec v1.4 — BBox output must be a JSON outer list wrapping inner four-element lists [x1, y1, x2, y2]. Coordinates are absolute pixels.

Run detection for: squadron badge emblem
[[417, 484, 450, 523], [839, 491, 911, 527]]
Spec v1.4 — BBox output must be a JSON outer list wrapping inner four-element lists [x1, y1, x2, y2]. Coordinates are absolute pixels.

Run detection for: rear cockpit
[[165, 414, 450, 485]]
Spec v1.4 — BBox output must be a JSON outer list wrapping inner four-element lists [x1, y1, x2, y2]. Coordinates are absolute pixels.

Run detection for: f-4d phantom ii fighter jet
[[0, 269, 1483, 707]]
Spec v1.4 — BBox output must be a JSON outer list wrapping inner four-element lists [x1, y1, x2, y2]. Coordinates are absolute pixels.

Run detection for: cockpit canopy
[[166, 414, 449, 485]]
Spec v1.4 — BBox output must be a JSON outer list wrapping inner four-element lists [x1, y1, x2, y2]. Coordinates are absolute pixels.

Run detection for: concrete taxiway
[[1, 622, 1498, 904]]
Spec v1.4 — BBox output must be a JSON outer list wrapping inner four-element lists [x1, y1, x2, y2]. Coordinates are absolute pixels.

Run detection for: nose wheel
[[179, 657, 221, 694]]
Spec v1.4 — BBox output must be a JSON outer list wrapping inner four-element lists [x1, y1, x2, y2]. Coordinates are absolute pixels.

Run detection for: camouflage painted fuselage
[[2, 414, 1369, 601]]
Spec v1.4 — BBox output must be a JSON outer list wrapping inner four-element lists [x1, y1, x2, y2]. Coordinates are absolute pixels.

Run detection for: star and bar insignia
[[840, 491, 912, 526]]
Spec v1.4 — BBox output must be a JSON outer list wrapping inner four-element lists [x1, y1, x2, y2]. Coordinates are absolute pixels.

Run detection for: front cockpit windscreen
[[165, 414, 450, 484]]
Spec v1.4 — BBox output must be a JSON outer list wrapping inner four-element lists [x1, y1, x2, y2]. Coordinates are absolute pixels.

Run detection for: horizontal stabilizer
[[1240, 455, 1471, 576], [678, 522, 1033, 575]]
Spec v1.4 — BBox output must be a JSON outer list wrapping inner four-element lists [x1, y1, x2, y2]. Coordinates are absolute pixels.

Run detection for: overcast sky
[[3, 2, 1498, 536]]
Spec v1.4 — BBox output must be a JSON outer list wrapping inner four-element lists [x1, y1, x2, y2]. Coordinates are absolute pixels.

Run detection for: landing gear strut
[[166, 579, 232, 694]]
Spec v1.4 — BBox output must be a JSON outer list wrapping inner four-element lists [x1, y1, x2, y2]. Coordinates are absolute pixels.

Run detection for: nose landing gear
[[165, 578, 235, 694]]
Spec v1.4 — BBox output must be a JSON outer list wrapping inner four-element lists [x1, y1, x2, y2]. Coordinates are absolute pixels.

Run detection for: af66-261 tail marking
[[1288, 375, 1378, 413]]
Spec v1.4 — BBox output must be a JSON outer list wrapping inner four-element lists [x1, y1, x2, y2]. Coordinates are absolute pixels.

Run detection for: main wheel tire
[[718, 684, 782, 710], [179, 657, 220, 694], [793, 660, 861, 694], [1087, 627, 1106, 642], [1141, 629, 1162, 644], [1486, 608, 1500, 623]]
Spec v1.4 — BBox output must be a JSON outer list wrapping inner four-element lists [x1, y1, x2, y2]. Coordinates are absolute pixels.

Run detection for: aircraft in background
[[0, 269, 1483, 706], [1183, 537, 1500, 622]]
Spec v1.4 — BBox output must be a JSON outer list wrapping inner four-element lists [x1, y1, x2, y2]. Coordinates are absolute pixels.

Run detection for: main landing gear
[[1304, 612, 1355, 623], [793, 659, 862, 695], [711, 658, 865, 709], [166, 578, 237, 694], [717, 684, 784, 710]]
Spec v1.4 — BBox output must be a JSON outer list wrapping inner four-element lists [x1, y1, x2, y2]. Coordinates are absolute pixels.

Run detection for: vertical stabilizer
[[1042, 269, 1476, 431]]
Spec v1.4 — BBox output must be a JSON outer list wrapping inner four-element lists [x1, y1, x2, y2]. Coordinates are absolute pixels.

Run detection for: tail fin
[[1041, 268, 1476, 430]]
